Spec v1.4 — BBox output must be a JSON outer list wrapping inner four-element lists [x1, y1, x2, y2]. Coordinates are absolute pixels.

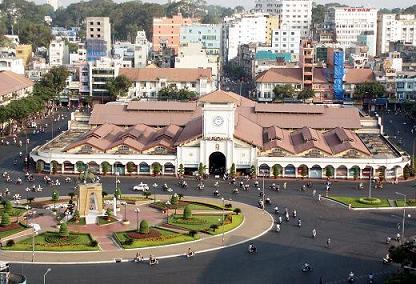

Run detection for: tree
[[273, 84, 295, 101], [325, 166, 334, 178], [59, 222, 69, 237], [152, 163, 161, 175], [51, 189, 59, 205], [272, 164, 282, 178], [170, 193, 179, 205], [139, 220, 149, 234], [126, 162, 136, 174], [297, 88, 315, 102], [230, 163, 236, 177], [1, 212, 10, 227], [183, 205, 192, 219], [403, 165, 411, 180], [106, 75, 132, 99], [76, 161, 86, 173], [233, 208, 241, 215], [178, 164, 184, 176], [143, 191, 151, 199], [299, 165, 308, 178], [51, 161, 58, 174], [4, 200, 13, 215], [105, 208, 113, 219], [354, 81, 386, 100], [158, 85, 197, 101], [250, 165, 256, 177], [40, 66, 70, 95], [101, 162, 111, 175], [198, 163, 206, 177], [114, 186, 122, 200]]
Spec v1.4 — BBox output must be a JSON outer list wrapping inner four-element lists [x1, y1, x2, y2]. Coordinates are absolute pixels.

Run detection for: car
[[133, 182, 149, 192]]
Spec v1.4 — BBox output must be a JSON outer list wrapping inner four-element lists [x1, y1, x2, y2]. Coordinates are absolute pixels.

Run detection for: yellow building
[[16, 45, 32, 66], [265, 15, 280, 45]]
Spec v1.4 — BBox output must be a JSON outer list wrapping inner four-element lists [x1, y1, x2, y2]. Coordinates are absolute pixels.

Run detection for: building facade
[[134, 30, 149, 68], [0, 57, 24, 74], [325, 7, 378, 57], [222, 13, 268, 61], [119, 67, 214, 99], [152, 14, 195, 55], [30, 90, 409, 179], [377, 14, 416, 55], [86, 17, 111, 61], [49, 37, 69, 66], [254, 0, 313, 37], [180, 24, 222, 56], [0, 71, 33, 106], [271, 28, 301, 61]]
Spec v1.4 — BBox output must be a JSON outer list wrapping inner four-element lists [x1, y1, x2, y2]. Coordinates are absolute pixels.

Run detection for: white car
[[133, 182, 149, 192]]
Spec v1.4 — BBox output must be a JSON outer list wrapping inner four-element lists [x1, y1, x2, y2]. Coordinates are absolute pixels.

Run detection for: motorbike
[[301, 263, 312, 272], [213, 190, 220, 197], [65, 177, 72, 183], [297, 219, 302, 228], [248, 244, 257, 254], [348, 272, 355, 283], [383, 255, 392, 264], [232, 188, 239, 194], [265, 198, 271, 205], [149, 258, 159, 266]]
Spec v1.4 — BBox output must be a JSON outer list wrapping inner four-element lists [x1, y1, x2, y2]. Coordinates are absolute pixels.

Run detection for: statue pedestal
[[122, 220, 130, 225]]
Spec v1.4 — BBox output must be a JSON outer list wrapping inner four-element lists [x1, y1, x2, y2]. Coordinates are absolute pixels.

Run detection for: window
[[80, 145, 93, 153], [90, 28, 93, 31], [90, 34, 94, 38], [97, 22, 101, 25]]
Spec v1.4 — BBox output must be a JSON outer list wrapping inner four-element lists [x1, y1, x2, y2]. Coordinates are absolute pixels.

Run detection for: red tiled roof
[[0, 71, 33, 97], [344, 68, 374, 84], [255, 68, 302, 83], [119, 67, 212, 82]]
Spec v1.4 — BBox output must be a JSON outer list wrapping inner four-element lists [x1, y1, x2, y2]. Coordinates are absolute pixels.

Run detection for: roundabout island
[[0, 183, 273, 263]]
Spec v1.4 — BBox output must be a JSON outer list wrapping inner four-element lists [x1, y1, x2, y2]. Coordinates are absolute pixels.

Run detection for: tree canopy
[[158, 85, 198, 101], [106, 75, 132, 99], [354, 81, 386, 100], [297, 88, 315, 101], [273, 84, 295, 101]]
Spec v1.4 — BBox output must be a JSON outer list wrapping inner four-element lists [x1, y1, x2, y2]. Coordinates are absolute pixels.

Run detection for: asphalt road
[[1, 111, 415, 283], [382, 111, 416, 155]]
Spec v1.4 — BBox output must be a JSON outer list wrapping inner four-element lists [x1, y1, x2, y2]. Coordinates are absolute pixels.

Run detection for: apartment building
[[180, 24, 221, 56], [254, 0, 313, 37], [325, 7, 378, 56], [377, 14, 416, 55], [49, 37, 69, 66], [152, 14, 195, 55], [85, 17, 111, 61], [222, 13, 268, 61], [271, 28, 301, 61]]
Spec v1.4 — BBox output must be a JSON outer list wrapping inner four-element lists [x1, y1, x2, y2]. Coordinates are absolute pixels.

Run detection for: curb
[[6, 210, 274, 265], [323, 197, 416, 211]]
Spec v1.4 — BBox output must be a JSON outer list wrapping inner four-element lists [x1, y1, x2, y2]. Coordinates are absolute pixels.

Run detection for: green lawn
[[168, 214, 244, 234], [114, 228, 198, 249], [152, 201, 223, 211], [68, 217, 86, 225], [0, 208, 26, 217], [0, 223, 28, 238], [395, 199, 416, 207], [98, 216, 118, 225], [329, 196, 390, 208], [2, 232, 99, 251]]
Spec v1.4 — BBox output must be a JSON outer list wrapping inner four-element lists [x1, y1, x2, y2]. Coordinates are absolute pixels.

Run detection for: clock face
[[213, 116, 224, 126]]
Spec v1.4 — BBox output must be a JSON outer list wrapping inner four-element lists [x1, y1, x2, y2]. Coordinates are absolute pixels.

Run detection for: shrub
[[178, 164, 184, 176], [124, 238, 133, 245], [183, 205, 192, 219], [59, 223, 69, 237], [51, 189, 59, 202], [101, 162, 111, 175], [6, 239, 15, 247], [250, 165, 256, 177], [210, 224, 219, 232], [233, 208, 242, 215], [358, 197, 381, 205], [225, 203, 232, 209], [189, 230, 198, 237], [170, 193, 179, 205], [90, 240, 98, 247], [143, 192, 151, 199], [1, 212, 10, 226], [139, 220, 149, 234], [73, 210, 80, 221], [4, 200, 13, 215]]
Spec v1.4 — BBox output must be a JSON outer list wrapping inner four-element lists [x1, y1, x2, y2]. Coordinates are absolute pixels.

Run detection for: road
[[1, 111, 415, 283], [382, 111, 416, 155]]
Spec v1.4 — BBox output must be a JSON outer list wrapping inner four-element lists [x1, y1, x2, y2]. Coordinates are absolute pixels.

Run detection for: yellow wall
[[266, 16, 279, 45], [16, 45, 32, 66]]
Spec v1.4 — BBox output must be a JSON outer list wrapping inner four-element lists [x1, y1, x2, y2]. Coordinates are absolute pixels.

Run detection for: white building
[[30, 90, 409, 179], [377, 14, 416, 55], [134, 30, 150, 68], [325, 7, 378, 56], [0, 57, 24, 74], [175, 42, 218, 83], [119, 67, 214, 99], [254, 0, 313, 37], [49, 37, 69, 66], [271, 28, 301, 61], [222, 13, 268, 61]]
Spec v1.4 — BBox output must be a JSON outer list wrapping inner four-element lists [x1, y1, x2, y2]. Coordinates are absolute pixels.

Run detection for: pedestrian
[[397, 223, 401, 230], [318, 194, 321, 201], [312, 189, 316, 197], [326, 237, 331, 248], [283, 182, 287, 190]]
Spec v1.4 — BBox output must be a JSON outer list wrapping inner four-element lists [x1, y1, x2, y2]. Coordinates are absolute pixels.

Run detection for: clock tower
[[198, 90, 240, 173]]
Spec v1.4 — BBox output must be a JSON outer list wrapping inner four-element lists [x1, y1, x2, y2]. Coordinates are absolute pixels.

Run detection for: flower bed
[[127, 229, 161, 239]]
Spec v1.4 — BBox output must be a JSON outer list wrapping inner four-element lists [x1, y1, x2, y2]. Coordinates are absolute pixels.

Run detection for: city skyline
[[36, 0, 415, 9]]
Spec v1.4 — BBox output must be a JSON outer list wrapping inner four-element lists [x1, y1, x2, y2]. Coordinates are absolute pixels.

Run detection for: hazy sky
[[40, 0, 415, 9]]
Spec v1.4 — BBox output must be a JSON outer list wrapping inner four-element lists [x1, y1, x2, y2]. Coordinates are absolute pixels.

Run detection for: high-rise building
[[152, 14, 195, 55], [222, 13, 268, 61], [49, 37, 69, 66], [134, 31, 149, 68], [85, 17, 111, 61], [271, 28, 301, 61], [377, 14, 416, 55], [254, 0, 313, 37], [325, 7, 378, 57], [180, 24, 222, 56], [299, 39, 314, 90]]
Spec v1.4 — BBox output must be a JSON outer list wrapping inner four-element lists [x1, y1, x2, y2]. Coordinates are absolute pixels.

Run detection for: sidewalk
[[0, 197, 273, 264]]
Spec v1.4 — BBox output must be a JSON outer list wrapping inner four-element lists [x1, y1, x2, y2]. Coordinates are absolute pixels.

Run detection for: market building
[[30, 90, 409, 179]]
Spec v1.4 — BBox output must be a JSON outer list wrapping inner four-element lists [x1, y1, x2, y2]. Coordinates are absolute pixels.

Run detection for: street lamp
[[259, 169, 265, 212], [25, 187, 30, 202], [367, 166, 373, 199], [43, 268, 51, 284], [152, 183, 158, 202], [31, 210, 37, 262], [395, 191, 406, 244], [123, 202, 127, 222], [135, 208, 140, 231], [221, 197, 225, 246]]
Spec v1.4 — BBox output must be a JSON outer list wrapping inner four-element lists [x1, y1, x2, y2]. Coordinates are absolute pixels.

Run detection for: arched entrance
[[209, 152, 226, 175]]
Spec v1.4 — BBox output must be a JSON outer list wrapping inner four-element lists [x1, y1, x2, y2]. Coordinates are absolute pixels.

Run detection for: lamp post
[[152, 183, 158, 202], [221, 197, 225, 246], [43, 268, 51, 284], [395, 192, 406, 245], [31, 210, 37, 262], [368, 166, 373, 199], [260, 169, 265, 212], [25, 187, 30, 202], [25, 205, 30, 225], [123, 202, 127, 222], [165, 201, 171, 224], [135, 208, 140, 231]]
